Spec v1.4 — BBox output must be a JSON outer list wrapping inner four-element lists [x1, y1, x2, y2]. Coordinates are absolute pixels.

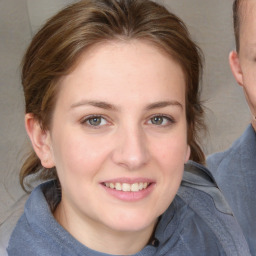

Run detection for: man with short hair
[[207, 0, 256, 254]]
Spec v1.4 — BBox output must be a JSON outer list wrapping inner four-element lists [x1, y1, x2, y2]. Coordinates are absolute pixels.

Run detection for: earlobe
[[229, 50, 244, 87], [185, 145, 191, 163], [25, 113, 55, 168]]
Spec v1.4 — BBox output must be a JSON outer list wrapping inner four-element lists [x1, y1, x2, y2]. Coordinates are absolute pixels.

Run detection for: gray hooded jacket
[[7, 161, 250, 256]]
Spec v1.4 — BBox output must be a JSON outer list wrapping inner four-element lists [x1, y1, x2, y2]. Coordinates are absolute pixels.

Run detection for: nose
[[111, 126, 150, 170]]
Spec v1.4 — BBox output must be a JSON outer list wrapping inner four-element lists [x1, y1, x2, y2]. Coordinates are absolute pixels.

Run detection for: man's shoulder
[[207, 125, 255, 171]]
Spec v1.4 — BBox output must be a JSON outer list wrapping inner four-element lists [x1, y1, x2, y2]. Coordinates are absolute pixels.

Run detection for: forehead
[[56, 40, 186, 104]]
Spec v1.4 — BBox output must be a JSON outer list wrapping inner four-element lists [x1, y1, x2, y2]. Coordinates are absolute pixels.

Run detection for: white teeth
[[104, 182, 150, 192], [122, 183, 131, 192], [131, 183, 139, 192], [115, 183, 122, 191]]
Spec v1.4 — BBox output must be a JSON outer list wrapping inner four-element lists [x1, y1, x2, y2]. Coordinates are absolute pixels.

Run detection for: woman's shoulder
[[5, 181, 62, 256], [6, 181, 102, 256], [180, 160, 233, 215], [0, 193, 29, 256], [137, 161, 251, 256]]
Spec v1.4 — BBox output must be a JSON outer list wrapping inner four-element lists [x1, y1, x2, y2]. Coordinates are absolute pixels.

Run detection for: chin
[[105, 212, 157, 233]]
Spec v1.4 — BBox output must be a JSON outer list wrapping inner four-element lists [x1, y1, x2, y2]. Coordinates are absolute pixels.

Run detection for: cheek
[[52, 133, 109, 177], [152, 135, 188, 174], [152, 136, 186, 212], [157, 134, 188, 159]]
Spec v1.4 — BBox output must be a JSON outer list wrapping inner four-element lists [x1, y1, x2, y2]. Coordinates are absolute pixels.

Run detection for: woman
[[7, 0, 249, 255]]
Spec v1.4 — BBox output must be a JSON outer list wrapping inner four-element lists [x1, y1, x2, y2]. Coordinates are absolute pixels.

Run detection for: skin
[[229, 0, 256, 130], [25, 40, 190, 255]]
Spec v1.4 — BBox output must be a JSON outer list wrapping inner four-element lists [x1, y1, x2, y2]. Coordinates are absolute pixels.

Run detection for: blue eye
[[83, 116, 107, 127]]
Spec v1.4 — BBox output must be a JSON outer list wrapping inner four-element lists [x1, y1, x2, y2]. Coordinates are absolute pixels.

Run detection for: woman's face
[[46, 40, 190, 245]]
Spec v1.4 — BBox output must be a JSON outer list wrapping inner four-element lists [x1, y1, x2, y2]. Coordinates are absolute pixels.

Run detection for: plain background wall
[[0, 0, 251, 209]]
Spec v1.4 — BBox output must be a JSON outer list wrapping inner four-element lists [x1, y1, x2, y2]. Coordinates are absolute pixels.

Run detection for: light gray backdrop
[[0, 0, 250, 209]]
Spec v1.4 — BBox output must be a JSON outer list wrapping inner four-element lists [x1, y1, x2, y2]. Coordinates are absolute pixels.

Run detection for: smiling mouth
[[103, 182, 150, 192]]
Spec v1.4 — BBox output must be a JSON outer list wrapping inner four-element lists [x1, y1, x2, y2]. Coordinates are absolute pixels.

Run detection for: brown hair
[[20, 0, 205, 191], [233, 0, 243, 51]]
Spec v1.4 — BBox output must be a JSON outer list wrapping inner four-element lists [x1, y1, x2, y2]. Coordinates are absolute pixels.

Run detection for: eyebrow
[[71, 100, 118, 111], [145, 101, 183, 110], [70, 100, 183, 111]]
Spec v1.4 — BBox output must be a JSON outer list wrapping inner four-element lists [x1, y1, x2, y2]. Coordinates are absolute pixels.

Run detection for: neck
[[54, 201, 157, 255]]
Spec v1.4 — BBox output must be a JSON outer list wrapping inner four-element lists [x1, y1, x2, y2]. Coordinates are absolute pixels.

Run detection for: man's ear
[[229, 50, 244, 87], [25, 113, 55, 168]]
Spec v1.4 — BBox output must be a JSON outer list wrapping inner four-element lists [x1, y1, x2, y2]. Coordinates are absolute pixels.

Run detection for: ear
[[185, 145, 191, 163], [25, 113, 55, 168], [229, 50, 244, 87]]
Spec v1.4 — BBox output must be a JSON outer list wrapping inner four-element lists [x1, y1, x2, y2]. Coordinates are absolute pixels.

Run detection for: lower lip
[[101, 183, 155, 202]]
